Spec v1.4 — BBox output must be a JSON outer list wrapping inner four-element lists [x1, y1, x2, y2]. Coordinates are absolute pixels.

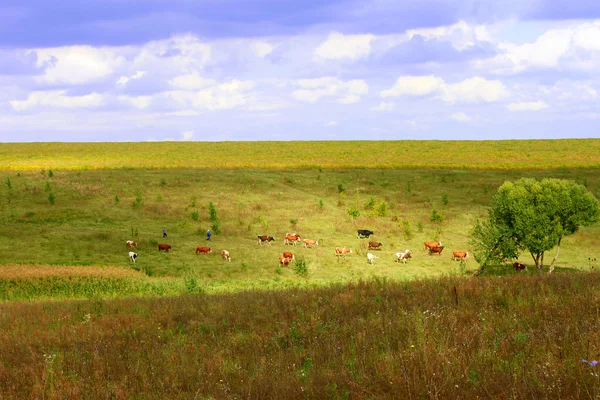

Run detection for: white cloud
[[451, 112, 472, 122], [181, 130, 194, 140], [407, 20, 491, 50], [35, 46, 125, 85], [326, 121, 338, 127], [476, 20, 600, 74], [132, 35, 211, 75], [170, 74, 217, 90], [371, 102, 396, 112], [506, 101, 549, 111], [165, 79, 256, 110], [314, 32, 375, 61], [440, 76, 509, 104], [117, 70, 146, 85], [252, 41, 275, 58], [381, 75, 445, 98], [10, 91, 104, 111], [381, 75, 509, 103], [292, 77, 368, 104], [118, 95, 152, 109]]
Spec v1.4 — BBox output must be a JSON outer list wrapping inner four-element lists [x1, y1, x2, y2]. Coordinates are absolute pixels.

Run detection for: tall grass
[[1, 273, 599, 398]]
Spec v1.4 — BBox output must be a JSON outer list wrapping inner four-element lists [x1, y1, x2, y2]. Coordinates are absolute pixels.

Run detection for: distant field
[[2, 139, 600, 170], [1, 167, 598, 300]]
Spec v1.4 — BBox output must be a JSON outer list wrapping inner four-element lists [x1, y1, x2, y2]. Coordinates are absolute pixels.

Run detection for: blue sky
[[1, 0, 599, 141]]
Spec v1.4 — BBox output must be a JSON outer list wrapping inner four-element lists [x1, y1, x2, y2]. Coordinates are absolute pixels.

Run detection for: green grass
[[1, 167, 599, 301], [1, 273, 600, 398], [2, 139, 600, 170]]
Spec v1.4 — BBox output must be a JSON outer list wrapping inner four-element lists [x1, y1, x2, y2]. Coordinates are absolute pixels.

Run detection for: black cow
[[357, 229, 374, 239]]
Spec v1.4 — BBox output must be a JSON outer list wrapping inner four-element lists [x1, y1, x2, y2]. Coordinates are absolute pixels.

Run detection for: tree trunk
[[548, 236, 562, 274], [530, 252, 544, 271]]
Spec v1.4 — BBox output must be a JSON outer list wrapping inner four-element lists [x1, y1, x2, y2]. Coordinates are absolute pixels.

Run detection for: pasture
[[1, 166, 599, 300]]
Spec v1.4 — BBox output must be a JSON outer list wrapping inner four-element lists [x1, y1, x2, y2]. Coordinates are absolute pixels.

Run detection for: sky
[[0, 0, 599, 142]]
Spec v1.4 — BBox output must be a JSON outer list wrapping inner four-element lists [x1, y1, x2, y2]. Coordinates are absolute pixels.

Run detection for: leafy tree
[[470, 178, 599, 274]]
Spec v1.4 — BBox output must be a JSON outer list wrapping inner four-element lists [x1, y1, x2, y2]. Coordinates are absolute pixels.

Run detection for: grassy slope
[[1, 167, 599, 297], [2, 139, 600, 170]]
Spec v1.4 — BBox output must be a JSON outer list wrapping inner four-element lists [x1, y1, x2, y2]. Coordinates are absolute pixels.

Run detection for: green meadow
[[1, 140, 600, 398]]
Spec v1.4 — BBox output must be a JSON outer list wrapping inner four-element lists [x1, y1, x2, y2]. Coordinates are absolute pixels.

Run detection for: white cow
[[395, 249, 413, 264], [221, 250, 231, 262], [129, 252, 138, 263], [367, 253, 378, 265]]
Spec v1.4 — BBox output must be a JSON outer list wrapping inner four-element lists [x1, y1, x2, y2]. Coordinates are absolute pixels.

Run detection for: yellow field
[[2, 139, 600, 170]]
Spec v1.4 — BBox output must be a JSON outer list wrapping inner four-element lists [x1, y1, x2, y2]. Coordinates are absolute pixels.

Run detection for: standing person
[[162, 229, 167, 238], [206, 229, 211, 241]]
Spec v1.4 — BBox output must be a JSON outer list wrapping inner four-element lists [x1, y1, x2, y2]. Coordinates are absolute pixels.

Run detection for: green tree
[[470, 178, 599, 274]]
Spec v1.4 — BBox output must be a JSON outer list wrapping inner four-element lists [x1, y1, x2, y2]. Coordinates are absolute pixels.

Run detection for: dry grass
[[1, 273, 599, 398], [0, 264, 143, 279]]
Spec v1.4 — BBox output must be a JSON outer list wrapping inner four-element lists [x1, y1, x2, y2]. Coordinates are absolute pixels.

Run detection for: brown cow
[[303, 239, 318, 248], [158, 244, 172, 252], [335, 247, 352, 256], [424, 241, 442, 251], [279, 256, 292, 266], [258, 235, 275, 245], [284, 233, 301, 245], [126, 240, 137, 248], [428, 246, 444, 255], [196, 246, 212, 255], [452, 251, 469, 261], [395, 249, 413, 263], [368, 241, 382, 250], [514, 262, 526, 270], [283, 251, 295, 260], [221, 250, 231, 262]]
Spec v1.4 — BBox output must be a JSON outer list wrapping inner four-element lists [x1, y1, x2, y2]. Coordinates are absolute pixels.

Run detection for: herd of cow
[[124, 230, 472, 268]]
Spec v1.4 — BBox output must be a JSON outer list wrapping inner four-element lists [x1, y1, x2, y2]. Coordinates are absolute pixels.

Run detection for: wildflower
[[410, 345, 415, 348], [582, 359, 598, 367]]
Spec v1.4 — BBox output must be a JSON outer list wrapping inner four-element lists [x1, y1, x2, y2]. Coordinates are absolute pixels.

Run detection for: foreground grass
[[1, 273, 599, 399], [2, 139, 600, 170]]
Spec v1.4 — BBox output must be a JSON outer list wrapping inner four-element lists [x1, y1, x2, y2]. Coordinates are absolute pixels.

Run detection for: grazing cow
[[424, 241, 442, 251], [428, 246, 444, 255], [395, 249, 413, 264], [129, 252, 138, 263], [279, 256, 292, 266], [284, 233, 302, 246], [303, 239, 318, 248], [452, 251, 469, 261], [513, 262, 526, 271], [368, 241, 383, 250], [158, 244, 172, 252], [283, 251, 295, 261], [357, 229, 374, 239], [258, 235, 275, 245], [126, 240, 137, 248], [196, 246, 212, 255], [335, 247, 353, 256], [367, 253, 378, 265], [221, 250, 231, 262]]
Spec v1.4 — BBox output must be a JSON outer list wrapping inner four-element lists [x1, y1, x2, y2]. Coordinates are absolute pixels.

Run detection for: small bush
[[406, 181, 411, 193], [294, 257, 308, 277], [132, 190, 143, 208], [208, 202, 218, 222], [430, 209, 444, 222], [374, 201, 388, 217], [48, 192, 55, 205], [483, 186, 489, 194], [364, 196, 375, 210], [337, 184, 345, 193], [160, 178, 167, 186], [211, 221, 221, 235], [44, 182, 51, 192], [290, 218, 298, 226], [402, 219, 413, 240], [5, 177, 11, 189], [318, 199, 324, 210], [114, 195, 119, 205], [417, 221, 424, 233], [442, 192, 449, 205], [48, 170, 53, 178], [191, 210, 199, 221], [347, 208, 360, 220]]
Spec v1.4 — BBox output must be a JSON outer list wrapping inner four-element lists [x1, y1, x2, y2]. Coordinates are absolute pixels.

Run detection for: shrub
[[191, 210, 199, 221], [44, 182, 51, 192], [294, 257, 308, 277], [48, 192, 55, 205], [347, 208, 360, 220], [374, 201, 388, 217], [318, 199, 324, 211], [442, 192, 449, 205], [417, 221, 424, 233], [208, 202, 218, 222], [406, 181, 411, 193], [48, 170, 54, 178], [290, 218, 298, 226], [160, 178, 167, 186], [402, 219, 413, 240], [337, 184, 345, 193], [364, 196, 375, 210], [430, 209, 444, 222], [114, 195, 119, 205], [211, 221, 221, 235], [5, 177, 11, 189], [132, 191, 143, 208]]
